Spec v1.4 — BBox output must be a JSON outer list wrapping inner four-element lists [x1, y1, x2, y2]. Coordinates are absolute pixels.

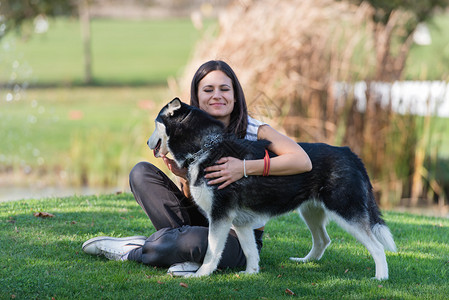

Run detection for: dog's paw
[[239, 269, 259, 275], [372, 275, 389, 281], [289, 257, 310, 263], [241, 265, 259, 274], [182, 272, 199, 278], [184, 269, 212, 278]]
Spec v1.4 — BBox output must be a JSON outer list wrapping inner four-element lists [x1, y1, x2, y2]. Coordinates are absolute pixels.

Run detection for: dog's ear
[[167, 98, 182, 116]]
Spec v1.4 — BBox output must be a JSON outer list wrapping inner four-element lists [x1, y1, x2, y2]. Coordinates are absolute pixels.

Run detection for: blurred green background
[[0, 1, 448, 208]]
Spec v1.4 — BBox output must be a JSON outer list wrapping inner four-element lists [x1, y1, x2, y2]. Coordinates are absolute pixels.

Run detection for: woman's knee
[[140, 227, 207, 266], [129, 161, 156, 186]]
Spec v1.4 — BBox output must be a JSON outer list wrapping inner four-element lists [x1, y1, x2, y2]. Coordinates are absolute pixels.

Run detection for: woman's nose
[[213, 91, 221, 98]]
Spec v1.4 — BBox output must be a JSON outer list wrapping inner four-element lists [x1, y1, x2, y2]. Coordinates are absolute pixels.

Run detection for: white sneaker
[[167, 262, 201, 277], [82, 236, 147, 261]]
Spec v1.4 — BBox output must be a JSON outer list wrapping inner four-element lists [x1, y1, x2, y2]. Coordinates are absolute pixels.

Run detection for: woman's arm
[[245, 124, 312, 176], [205, 125, 312, 189]]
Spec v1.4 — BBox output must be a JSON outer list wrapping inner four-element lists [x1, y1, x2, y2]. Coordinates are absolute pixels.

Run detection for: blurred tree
[[0, 0, 93, 84], [357, 0, 449, 24], [347, 0, 449, 80], [0, 0, 77, 37]]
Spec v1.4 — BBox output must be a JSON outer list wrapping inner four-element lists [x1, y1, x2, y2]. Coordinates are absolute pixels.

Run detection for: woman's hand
[[204, 156, 244, 190], [162, 154, 188, 179]]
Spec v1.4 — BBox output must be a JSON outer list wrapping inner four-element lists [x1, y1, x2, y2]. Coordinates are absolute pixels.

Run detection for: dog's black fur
[[148, 98, 396, 279]]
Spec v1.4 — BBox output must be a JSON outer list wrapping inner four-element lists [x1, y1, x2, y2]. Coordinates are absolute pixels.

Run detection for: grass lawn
[[0, 86, 171, 188], [0, 17, 210, 85], [1, 194, 448, 299], [1, 14, 448, 85]]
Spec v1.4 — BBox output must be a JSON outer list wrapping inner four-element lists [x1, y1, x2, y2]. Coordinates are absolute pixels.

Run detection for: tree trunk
[[79, 0, 92, 84]]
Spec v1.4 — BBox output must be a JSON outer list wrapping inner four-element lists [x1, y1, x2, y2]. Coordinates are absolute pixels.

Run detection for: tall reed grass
[[176, 0, 446, 207]]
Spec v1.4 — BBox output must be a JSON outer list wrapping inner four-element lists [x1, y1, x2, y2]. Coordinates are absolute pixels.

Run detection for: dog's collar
[[184, 133, 222, 166], [203, 133, 222, 149]]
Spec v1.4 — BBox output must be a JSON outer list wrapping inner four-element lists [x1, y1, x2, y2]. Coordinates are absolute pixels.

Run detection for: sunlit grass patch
[[1, 195, 449, 298]]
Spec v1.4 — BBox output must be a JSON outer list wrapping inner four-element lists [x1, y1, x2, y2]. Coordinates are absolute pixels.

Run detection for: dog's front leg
[[233, 225, 260, 274], [188, 218, 232, 277]]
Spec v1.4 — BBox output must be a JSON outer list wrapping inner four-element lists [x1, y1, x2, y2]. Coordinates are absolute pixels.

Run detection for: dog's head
[[147, 98, 183, 158], [147, 98, 225, 159]]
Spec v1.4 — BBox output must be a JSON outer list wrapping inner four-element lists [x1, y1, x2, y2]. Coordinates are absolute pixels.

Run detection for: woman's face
[[197, 70, 235, 127]]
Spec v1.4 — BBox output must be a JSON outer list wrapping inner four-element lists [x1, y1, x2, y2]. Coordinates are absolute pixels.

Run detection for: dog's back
[[210, 140, 379, 225]]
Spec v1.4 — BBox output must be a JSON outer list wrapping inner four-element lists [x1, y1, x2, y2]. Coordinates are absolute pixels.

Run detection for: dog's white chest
[[188, 159, 213, 215], [190, 183, 213, 215]]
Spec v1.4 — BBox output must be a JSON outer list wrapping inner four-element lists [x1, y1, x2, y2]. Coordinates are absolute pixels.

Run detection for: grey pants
[[127, 162, 263, 268]]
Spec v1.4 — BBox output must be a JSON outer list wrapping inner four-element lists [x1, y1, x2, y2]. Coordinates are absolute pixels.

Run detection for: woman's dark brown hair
[[190, 60, 248, 139]]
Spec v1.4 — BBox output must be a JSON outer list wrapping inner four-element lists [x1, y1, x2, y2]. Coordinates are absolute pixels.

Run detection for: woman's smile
[[197, 70, 235, 127]]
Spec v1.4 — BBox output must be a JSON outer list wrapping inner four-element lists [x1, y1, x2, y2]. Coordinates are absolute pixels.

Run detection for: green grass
[[0, 86, 171, 187], [1, 14, 448, 85], [1, 194, 448, 299], [0, 17, 212, 85], [0, 86, 164, 165]]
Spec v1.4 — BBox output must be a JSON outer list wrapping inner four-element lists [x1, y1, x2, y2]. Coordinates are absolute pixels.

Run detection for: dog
[[147, 98, 396, 280]]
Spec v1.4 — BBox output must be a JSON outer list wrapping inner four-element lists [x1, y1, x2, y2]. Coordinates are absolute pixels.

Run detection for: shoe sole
[[167, 262, 200, 277], [82, 235, 147, 251], [169, 270, 198, 277]]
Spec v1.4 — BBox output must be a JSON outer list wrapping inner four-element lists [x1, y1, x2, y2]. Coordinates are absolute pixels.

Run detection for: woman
[[82, 60, 312, 275]]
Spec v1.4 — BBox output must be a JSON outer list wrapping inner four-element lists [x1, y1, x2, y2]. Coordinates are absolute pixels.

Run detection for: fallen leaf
[[285, 288, 295, 296], [344, 269, 349, 273], [157, 280, 164, 284], [34, 212, 54, 218], [180, 282, 188, 288]]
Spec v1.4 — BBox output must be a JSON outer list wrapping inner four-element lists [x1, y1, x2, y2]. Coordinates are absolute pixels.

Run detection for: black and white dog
[[147, 98, 396, 280]]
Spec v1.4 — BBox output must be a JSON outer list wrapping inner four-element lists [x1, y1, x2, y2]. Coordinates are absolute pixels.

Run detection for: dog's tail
[[372, 223, 397, 252]]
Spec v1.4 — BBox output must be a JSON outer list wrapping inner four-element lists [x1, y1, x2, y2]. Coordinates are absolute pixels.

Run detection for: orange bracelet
[[263, 149, 270, 176]]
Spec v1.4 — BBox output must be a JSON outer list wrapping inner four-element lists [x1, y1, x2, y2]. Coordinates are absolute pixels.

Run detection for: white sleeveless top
[[244, 116, 265, 141], [244, 116, 267, 230]]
